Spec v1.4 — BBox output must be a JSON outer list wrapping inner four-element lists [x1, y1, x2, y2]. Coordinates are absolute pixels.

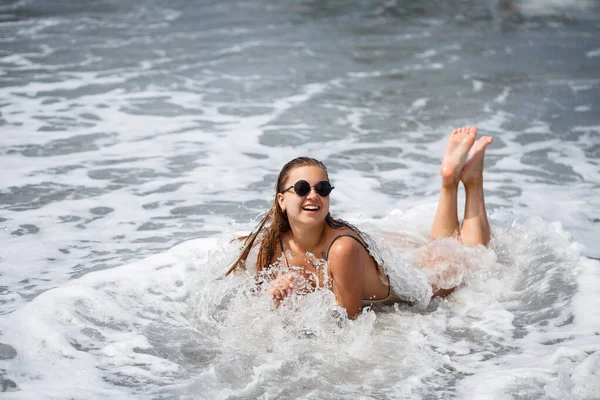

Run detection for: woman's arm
[[327, 238, 365, 318]]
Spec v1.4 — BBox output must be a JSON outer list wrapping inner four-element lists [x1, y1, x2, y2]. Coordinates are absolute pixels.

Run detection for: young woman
[[226, 126, 494, 318]]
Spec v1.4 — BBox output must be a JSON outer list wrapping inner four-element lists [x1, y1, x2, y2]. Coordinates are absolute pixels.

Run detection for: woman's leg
[[424, 127, 492, 297], [430, 127, 477, 239], [459, 136, 494, 246]]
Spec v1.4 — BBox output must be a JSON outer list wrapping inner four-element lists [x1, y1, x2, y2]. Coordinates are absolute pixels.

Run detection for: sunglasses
[[281, 180, 334, 197]]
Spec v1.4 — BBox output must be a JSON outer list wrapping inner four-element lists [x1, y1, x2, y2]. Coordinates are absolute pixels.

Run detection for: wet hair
[[225, 157, 358, 276]]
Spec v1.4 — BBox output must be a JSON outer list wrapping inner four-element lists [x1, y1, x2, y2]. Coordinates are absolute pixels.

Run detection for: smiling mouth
[[302, 205, 320, 211]]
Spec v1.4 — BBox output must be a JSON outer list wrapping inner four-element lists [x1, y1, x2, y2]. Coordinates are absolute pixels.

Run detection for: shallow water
[[1, 0, 599, 398]]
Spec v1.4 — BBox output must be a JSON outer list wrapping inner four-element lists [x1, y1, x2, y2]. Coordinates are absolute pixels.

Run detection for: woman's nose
[[306, 186, 319, 198]]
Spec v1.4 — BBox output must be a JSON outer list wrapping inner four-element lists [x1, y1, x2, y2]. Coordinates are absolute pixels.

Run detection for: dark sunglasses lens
[[293, 180, 311, 196], [315, 181, 333, 196]]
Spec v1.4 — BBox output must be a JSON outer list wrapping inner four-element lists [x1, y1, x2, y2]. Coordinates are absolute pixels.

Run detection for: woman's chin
[[296, 212, 326, 224]]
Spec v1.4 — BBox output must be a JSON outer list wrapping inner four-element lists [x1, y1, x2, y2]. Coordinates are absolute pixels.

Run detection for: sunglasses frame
[[281, 180, 334, 197]]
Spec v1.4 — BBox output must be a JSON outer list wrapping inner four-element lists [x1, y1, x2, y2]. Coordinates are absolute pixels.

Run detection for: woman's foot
[[440, 126, 477, 186], [460, 136, 494, 187]]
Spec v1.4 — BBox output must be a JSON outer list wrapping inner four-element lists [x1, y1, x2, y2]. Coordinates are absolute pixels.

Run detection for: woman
[[226, 126, 494, 318]]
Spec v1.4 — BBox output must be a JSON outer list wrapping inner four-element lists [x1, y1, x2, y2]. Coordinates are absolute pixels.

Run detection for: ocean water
[[1, 0, 599, 398]]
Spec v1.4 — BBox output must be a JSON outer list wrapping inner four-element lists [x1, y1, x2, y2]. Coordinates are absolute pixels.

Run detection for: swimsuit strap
[[325, 234, 368, 260], [279, 236, 290, 269]]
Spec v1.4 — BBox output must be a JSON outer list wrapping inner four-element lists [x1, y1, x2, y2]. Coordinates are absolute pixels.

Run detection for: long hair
[[225, 157, 358, 276]]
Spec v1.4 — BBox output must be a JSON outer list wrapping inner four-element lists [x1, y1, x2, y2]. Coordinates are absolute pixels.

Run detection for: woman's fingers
[[267, 284, 285, 300], [279, 276, 294, 296], [267, 274, 295, 303], [267, 285, 284, 299]]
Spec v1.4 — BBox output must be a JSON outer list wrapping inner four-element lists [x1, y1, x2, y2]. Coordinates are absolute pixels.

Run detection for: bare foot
[[440, 126, 477, 185], [461, 136, 494, 186]]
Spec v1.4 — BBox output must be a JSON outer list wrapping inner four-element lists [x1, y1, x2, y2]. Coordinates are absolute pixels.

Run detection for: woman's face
[[277, 166, 331, 227]]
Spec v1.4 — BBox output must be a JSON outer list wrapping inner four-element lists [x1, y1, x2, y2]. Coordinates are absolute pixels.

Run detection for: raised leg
[[459, 136, 494, 246], [430, 126, 477, 239]]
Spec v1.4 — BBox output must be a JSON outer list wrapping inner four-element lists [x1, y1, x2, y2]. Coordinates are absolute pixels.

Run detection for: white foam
[[415, 49, 437, 59], [519, 0, 596, 16], [3, 205, 595, 398], [408, 98, 430, 111], [494, 87, 511, 104], [587, 48, 600, 57], [472, 80, 484, 92]]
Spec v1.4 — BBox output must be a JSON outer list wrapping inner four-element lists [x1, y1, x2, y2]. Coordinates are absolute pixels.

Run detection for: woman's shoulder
[[326, 224, 366, 242], [325, 227, 368, 257]]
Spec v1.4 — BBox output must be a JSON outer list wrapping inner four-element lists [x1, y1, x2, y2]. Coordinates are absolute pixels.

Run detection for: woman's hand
[[267, 274, 295, 307]]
